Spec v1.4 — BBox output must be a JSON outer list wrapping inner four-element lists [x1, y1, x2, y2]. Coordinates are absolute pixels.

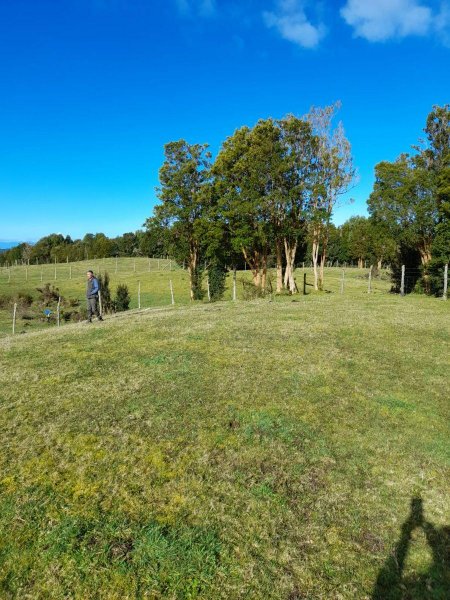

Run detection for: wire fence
[[1, 260, 448, 337]]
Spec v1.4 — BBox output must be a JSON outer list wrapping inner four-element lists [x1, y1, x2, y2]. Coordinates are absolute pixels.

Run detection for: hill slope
[[0, 295, 449, 599]]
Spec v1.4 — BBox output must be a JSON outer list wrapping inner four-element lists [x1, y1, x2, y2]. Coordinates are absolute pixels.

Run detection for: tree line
[[148, 103, 448, 298], [0, 230, 166, 266], [2, 103, 448, 297]]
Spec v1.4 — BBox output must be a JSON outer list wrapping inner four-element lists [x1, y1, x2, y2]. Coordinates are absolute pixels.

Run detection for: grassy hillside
[[0, 259, 392, 337], [0, 291, 448, 598]]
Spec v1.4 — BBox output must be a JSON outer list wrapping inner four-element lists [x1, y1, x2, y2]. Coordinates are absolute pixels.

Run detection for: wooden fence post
[[368, 266, 372, 294], [400, 265, 405, 297], [57, 297, 61, 327], [233, 268, 237, 301], [138, 280, 141, 309], [12, 302, 17, 335], [443, 263, 448, 300], [340, 269, 345, 294], [98, 291, 103, 317], [303, 273, 307, 295], [207, 275, 211, 302], [169, 280, 175, 305]]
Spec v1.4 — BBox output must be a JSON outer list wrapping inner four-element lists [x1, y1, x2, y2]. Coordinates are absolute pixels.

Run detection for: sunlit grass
[[0, 264, 448, 598]]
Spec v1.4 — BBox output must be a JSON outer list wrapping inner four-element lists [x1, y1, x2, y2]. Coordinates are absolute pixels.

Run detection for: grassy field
[[0, 258, 391, 337], [0, 264, 449, 598]]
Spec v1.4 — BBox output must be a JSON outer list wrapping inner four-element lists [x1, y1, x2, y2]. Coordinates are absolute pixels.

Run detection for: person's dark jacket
[[86, 277, 100, 298]]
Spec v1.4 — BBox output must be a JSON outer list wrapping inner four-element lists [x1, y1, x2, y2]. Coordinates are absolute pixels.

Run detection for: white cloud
[[435, 1, 450, 46], [340, 0, 436, 42], [263, 0, 326, 49], [174, 0, 217, 18]]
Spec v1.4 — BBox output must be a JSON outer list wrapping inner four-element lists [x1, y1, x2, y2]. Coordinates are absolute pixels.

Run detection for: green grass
[[0, 267, 449, 598], [0, 258, 391, 337]]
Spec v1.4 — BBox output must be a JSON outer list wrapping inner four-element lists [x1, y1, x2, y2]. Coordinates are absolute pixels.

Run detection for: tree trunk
[[319, 233, 328, 291], [358, 257, 363, 269], [377, 258, 382, 270], [261, 254, 267, 291], [188, 246, 198, 301], [284, 238, 298, 294], [312, 226, 320, 291], [242, 248, 266, 288], [419, 244, 432, 294], [275, 239, 283, 293]]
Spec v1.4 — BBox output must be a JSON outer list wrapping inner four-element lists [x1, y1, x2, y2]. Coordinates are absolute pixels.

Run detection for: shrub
[[17, 292, 33, 307], [114, 284, 130, 311], [97, 272, 113, 313], [208, 265, 227, 301], [192, 266, 205, 301], [36, 283, 60, 306]]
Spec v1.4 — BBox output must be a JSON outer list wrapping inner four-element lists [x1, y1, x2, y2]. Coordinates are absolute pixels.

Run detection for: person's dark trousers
[[87, 296, 102, 321]]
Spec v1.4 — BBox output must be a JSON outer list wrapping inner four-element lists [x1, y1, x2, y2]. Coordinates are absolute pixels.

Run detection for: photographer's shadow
[[372, 497, 449, 599]]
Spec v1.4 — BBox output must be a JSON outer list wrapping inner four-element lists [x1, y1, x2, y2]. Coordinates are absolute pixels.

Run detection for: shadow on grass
[[372, 497, 449, 599]]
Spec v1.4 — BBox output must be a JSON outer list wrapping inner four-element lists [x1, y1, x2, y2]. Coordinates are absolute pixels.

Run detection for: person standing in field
[[86, 270, 103, 322]]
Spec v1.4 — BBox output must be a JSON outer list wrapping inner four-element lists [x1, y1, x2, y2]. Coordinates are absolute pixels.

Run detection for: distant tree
[[141, 218, 170, 257], [154, 140, 212, 300], [213, 123, 274, 290], [306, 102, 356, 290], [277, 115, 318, 293]]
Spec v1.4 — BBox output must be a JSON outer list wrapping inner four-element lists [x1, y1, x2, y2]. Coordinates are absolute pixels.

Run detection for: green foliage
[[207, 265, 227, 301], [155, 140, 212, 299], [97, 271, 113, 313], [114, 284, 130, 311], [36, 283, 60, 306]]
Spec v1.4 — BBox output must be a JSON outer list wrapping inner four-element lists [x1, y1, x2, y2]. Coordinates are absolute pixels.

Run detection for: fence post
[[98, 291, 103, 317], [368, 266, 372, 294], [57, 297, 61, 327], [233, 268, 237, 301], [138, 280, 141, 309], [12, 302, 17, 335], [400, 265, 405, 297], [340, 269, 345, 294], [443, 263, 448, 300], [207, 274, 211, 302], [69, 265, 72, 279], [303, 272, 307, 295], [133, 259, 136, 273], [115, 256, 118, 274], [26, 267, 28, 281], [40, 268, 43, 282], [169, 280, 175, 305]]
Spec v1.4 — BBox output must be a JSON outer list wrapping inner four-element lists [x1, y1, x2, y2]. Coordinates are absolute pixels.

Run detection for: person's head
[[86, 270, 94, 280]]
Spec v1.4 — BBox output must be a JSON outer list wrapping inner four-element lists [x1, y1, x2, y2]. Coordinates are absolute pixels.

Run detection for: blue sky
[[0, 0, 449, 243]]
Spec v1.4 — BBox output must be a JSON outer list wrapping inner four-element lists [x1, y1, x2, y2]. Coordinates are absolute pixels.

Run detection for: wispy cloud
[[340, 0, 448, 42], [435, 1, 450, 46], [263, 0, 326, 49], [174, 0, 217, 18]]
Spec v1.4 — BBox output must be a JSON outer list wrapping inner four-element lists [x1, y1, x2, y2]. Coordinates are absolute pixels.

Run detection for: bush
[[17, 292, 33, 307], [36, 283, 60, 306], [208, 265, 227, 301], [192, 266, 205, 301], [114, 284, 130, 311], [97, 272, 113, 313]]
